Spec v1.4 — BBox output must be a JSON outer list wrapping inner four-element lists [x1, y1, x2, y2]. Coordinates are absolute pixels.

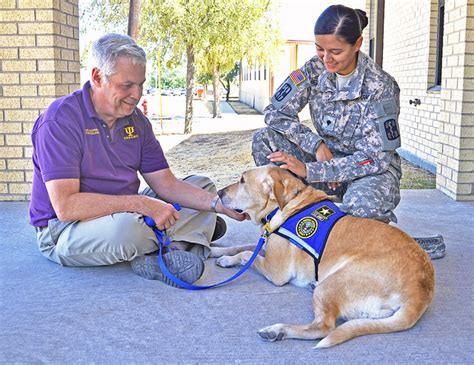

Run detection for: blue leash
[[144, 203, 267, 290]]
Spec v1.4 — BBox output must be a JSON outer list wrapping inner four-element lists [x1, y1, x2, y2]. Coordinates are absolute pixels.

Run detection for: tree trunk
[[226, 78, 230, 101], [184, 45, 195, 134], [127, 0, 141, 40], [212, 63, 221, 118]]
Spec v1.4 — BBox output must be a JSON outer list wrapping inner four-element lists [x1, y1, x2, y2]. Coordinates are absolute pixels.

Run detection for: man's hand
[[214, 198, 248, 221], [315, 142, 339, 191], [141, 196, 180, 230], [267, 151, 307, 178]]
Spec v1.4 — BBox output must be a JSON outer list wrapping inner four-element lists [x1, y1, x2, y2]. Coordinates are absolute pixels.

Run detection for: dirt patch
[[166, 129, 257, 189], [165, 129, 436, 190]]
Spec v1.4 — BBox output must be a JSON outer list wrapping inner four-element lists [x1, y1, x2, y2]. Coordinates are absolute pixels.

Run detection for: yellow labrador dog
[[211, 165, 434, 348]]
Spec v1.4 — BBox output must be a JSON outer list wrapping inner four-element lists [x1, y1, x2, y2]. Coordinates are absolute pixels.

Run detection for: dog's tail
[[314, 303, 428, 349]]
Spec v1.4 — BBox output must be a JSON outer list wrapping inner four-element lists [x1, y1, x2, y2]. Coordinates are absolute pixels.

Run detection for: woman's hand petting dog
[[267, 149, 340, 191], [267, 151, 307, 178]]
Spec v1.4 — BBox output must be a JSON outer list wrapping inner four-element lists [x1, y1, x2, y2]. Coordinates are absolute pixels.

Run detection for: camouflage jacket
[[264, 52, 401, 183]]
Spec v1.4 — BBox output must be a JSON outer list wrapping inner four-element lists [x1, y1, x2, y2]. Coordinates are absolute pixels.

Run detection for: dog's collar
[[261, 207, 279, 230]]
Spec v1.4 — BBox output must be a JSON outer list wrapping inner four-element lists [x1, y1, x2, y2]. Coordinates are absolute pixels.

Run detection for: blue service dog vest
[[265, 200, 346, 281]]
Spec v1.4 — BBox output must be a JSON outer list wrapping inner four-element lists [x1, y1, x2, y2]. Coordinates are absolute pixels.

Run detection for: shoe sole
[[131, 251, 204, 287], [414, 235, 446, 260], [211, 216, 227, 242]]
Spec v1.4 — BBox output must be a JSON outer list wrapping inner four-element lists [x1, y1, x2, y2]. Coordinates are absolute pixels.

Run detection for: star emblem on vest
[[123, 126, 138, 140], [312, 205, 336, 221]]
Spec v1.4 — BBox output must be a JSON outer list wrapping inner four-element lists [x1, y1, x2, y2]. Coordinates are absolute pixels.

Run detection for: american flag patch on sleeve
[[289, 69, 306, 86]]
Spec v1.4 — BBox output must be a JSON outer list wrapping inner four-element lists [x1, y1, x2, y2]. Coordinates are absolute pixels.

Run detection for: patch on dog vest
[[274, 201, 346, 262]]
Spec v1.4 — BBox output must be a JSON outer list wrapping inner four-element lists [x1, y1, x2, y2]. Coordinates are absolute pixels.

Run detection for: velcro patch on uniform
[[271, 78, 298, 110], [289, 69, 306, 86], [372, 98, 401, 151], [271, 69, 308, 110], [383, 119, 400, 141]]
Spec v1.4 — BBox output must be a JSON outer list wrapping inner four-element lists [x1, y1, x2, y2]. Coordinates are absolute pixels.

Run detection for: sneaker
[[413, 235, 446, 260], [211, 216, 227, 242], [131, 250, 204, 287]]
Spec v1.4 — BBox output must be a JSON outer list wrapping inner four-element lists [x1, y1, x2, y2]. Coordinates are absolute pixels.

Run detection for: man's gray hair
[[89, 33, 147, 81]]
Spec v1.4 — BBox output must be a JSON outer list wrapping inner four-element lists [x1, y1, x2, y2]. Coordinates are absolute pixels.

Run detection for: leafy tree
[[148, 67, 186, 90], [140, 0, 214, 133], [81, 0, 280, 131], [197, 0, 280, 118], [221, 62, 240, 101]]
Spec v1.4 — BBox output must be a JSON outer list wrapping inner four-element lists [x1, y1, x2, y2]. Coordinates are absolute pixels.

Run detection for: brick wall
[[436, 0, 474, 200], [0, 0, 80, 201], [383, 0, 441, 172]]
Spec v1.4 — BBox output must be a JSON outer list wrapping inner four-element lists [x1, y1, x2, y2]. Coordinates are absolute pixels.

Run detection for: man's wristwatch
[[210, 195, 220, 212]]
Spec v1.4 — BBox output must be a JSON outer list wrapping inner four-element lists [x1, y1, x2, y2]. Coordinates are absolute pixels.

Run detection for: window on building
[[434, 0, 445, 88]]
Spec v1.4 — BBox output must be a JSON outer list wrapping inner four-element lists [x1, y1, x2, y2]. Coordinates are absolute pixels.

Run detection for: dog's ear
[[269, 168, 299, 210], [273, 178, 287, 210]]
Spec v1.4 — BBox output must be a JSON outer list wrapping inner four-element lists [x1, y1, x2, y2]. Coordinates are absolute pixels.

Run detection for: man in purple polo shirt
[[30, 33, 246, 286]]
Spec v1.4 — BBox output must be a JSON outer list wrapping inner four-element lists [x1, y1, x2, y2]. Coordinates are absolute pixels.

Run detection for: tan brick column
[[0, 0, 79, 201], [437, 0, 474, 201]]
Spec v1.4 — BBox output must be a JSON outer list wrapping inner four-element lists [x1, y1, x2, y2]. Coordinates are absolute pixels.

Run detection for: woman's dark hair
[[314, 5, 369, 45]]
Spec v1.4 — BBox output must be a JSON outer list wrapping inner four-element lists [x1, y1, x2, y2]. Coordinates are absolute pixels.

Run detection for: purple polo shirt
[[29, 81, 169, 227]]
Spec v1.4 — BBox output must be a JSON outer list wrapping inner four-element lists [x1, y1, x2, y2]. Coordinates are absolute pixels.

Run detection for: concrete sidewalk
[[1, 189, 473, 363], [150, 99, 265, 152], [1, 103, 473, 363]]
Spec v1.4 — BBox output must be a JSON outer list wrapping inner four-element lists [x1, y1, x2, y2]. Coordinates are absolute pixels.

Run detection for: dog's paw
[[258, 324, 285, 342], [215, 255, 235, 268]]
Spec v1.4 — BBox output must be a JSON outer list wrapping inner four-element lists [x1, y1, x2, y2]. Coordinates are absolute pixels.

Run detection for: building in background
[[239, 0, 365, 114], [0, 0, 472, 201], [372, 0, 473, 201]]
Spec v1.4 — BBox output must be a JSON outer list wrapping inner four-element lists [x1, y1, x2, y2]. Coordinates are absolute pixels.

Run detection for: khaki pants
[[36, 175, 217, 266]]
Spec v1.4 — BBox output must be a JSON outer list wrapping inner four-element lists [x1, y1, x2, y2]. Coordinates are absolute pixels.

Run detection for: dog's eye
[[240, 176, 245, 183]]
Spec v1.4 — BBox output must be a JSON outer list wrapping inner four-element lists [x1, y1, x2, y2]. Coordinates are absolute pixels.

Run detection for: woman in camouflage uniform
[[252, 5, 445, 259], [253, 5, 401, 223]]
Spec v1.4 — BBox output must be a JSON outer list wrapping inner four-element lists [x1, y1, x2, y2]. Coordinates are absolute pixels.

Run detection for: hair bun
[[355, 9, 368, 30]]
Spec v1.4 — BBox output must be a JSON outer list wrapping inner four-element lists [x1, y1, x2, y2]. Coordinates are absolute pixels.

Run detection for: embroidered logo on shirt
[[290, 69, 306, 86], [124, 126, 138, 140], [296, 217, 318, 238], [312, 205, 336, 221], [85, 128, 99, 135]]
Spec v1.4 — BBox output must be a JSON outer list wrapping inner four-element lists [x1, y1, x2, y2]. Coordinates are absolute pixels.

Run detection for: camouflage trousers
[[252, 127, 402, 223]]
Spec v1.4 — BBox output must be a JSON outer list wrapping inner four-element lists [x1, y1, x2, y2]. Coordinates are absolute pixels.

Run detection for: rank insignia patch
[[289, 69, 306, 86]]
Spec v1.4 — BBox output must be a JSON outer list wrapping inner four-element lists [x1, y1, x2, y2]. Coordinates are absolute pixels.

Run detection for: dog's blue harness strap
[[144, 203, 266, 290]]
